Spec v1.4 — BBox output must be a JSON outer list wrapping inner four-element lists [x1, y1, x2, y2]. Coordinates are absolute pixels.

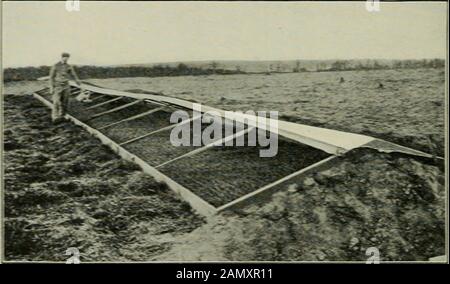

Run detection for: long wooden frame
[[31, 82, 438, 217]]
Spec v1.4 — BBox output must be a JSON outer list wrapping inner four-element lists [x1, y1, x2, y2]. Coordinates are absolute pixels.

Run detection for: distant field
[[85, 68, 446, 156]]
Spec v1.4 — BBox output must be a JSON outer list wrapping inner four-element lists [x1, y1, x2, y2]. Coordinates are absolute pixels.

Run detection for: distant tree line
[[292, 61, 308, 73], [265, 59, 445, 73], [3, 63, 245, 82], [3, 59, 444, 82], [318, 58, 445, 72]]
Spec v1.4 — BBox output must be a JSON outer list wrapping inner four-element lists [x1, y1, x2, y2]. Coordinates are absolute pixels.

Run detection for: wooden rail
[[98, 107, 166, 130], [86, 96, 124, 110], [32, 92, 217, 217], [89, 99, 143, 119]]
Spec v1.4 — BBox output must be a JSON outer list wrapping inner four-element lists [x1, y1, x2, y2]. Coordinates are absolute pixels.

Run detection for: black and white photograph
[[1, 0, 447, 265]]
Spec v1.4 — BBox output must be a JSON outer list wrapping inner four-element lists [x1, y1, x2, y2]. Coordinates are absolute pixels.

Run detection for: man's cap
[[62, 52, 70, 58]]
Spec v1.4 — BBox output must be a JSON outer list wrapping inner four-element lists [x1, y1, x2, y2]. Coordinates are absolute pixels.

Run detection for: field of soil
[[2, 67, 446, 261], [158, 132, 331, 207], [3, 95, 204, 261]]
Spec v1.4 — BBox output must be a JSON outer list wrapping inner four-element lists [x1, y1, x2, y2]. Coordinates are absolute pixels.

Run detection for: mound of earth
[[158, 149, 445, 261]]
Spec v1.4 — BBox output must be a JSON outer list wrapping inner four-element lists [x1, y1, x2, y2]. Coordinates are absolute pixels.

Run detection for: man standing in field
[[49, 52, 82, 123]]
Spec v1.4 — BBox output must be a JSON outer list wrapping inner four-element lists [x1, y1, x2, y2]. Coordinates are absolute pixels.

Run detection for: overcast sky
[[2, 1, 447, 67]]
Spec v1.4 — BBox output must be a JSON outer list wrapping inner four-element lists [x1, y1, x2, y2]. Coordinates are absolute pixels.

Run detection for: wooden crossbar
[[155, 127, 255, 168], [32, 92, 217, 217], [86, 96, 124, 110], [90, 94, 110, 102], [36, 87, 49, 95], [71, 89, 83, 95], [216, 155, 339, 212], [89, 99, 143, 119], [143, 99, 169, 107], [98, 106, 166, 130], [119, 117, 196, 146]]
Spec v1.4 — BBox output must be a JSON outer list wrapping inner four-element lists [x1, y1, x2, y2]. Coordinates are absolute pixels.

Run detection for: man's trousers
[[52, 84, 71, 122]]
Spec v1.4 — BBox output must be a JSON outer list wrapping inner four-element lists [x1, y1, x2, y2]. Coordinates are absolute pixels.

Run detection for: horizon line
[[3, 57, 446, 69]]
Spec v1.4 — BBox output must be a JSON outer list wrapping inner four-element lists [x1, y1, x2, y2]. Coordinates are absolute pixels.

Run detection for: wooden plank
[[32, 92, 217, 217], [362, 139, 438, 159], [89, 99, 143, 119], [91, 94, 110, 102], [68, 82, 357, 155], [119, 117, 196, 146], [70, 81, 163, 96], [155, 127, 255, 168], [71, 89, 83, 95], [216, 155, 340, 212], [37, 76, 50, 81], [85, 96, 124, 110], [36, 87, 50, 94], [68, 82, 436, 158], [98, 106, 166, 130], [33, 92, 53, 108], [143, 99, 169, 107]]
